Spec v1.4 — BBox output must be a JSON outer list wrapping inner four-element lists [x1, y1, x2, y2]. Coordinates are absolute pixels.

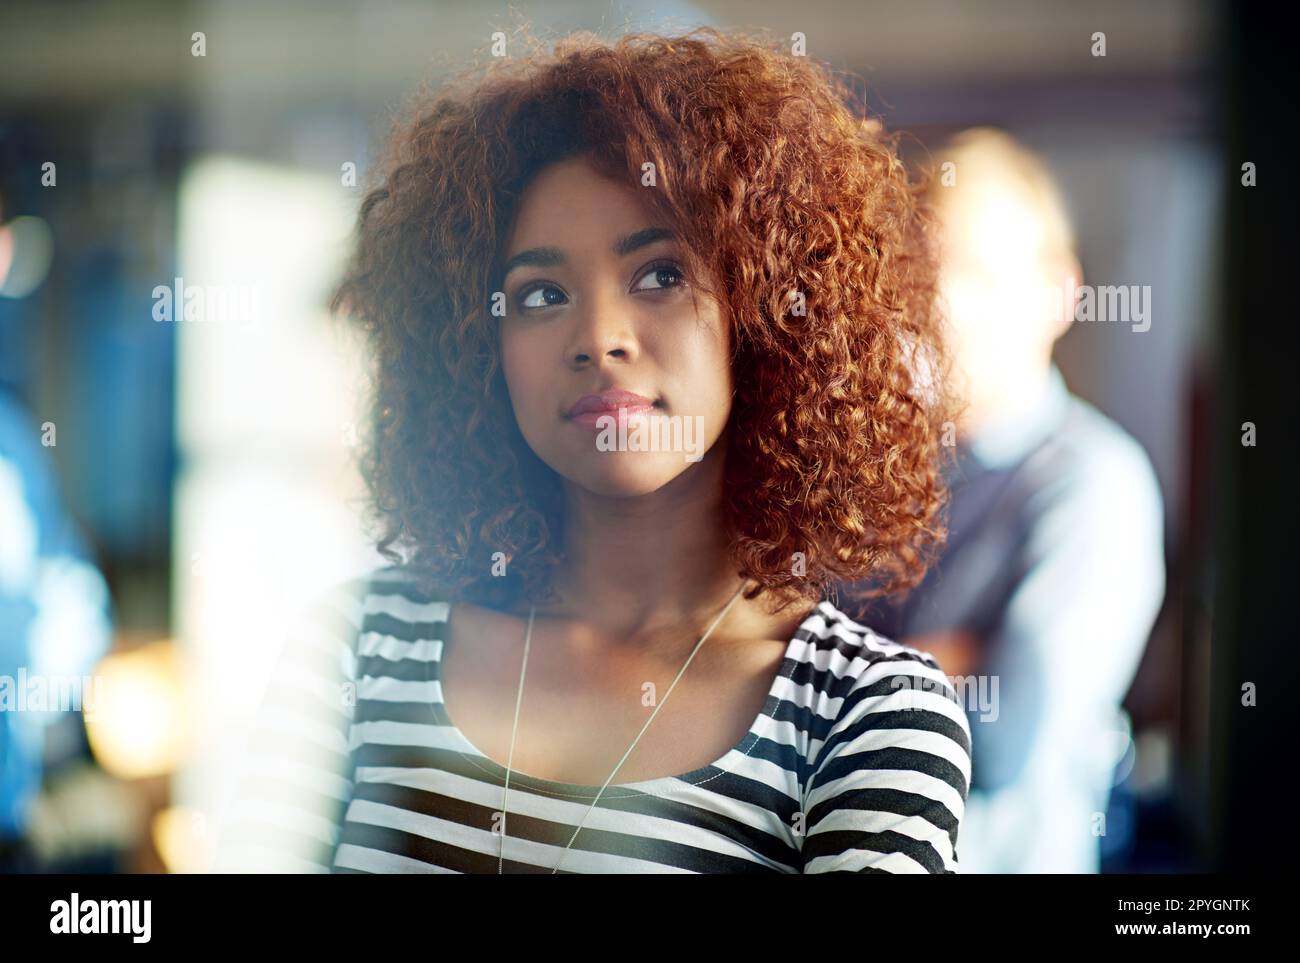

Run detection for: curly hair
[[331, 26, 957, 614]]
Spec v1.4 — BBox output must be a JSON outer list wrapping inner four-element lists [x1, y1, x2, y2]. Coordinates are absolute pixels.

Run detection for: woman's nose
[[567, 287, 637, 367]]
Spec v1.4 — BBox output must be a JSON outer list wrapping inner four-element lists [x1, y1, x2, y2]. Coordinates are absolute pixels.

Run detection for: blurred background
[[0, 0, 1283, 874]]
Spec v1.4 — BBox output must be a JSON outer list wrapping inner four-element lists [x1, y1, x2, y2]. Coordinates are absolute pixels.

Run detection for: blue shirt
[[841, 365, 1165, 872], [0, 389, 113, 839]]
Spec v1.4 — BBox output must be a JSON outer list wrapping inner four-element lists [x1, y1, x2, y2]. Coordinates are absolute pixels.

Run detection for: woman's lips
[[565, 388, 661, 430], [567, 404, 657, 430]]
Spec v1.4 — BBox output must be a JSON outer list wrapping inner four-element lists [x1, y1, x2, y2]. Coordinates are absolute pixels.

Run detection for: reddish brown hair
[[332, 27, 956, 613]]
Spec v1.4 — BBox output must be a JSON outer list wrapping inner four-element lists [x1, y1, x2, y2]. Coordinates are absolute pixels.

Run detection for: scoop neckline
[[431, 598, 831, 799]]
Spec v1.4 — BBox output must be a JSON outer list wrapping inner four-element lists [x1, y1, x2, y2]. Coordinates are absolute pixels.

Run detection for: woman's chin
[[565, 454, 695, 498]]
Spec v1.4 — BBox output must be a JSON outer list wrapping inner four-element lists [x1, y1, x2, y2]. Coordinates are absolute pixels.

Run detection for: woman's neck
[[530, 448, 814, 652]]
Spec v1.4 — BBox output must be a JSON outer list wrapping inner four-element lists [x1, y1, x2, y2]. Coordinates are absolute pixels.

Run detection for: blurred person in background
[[0, 201, 114, 872], [842, 128, 1166, 873]]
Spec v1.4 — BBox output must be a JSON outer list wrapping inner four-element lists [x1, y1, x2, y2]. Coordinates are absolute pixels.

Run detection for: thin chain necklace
[[497, 581, 747, 874]]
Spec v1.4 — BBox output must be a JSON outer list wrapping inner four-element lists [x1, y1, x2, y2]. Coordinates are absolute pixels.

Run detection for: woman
[[219, 28, 971, 874]]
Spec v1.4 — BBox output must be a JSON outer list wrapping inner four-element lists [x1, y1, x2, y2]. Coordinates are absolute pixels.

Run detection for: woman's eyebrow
[[613, 226, 675, 256], [501, 227, 676, 280]]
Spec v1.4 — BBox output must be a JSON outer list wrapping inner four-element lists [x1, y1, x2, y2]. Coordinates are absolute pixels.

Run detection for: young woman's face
[[498, 155, 732, 497]]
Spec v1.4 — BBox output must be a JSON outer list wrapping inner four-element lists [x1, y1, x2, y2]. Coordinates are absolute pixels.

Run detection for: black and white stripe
[[217, 566, 971, 873]]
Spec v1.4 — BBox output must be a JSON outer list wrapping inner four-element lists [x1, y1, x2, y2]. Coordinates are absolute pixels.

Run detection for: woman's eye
[[518, 284, 568, 310], [633, 262, 685, 292]]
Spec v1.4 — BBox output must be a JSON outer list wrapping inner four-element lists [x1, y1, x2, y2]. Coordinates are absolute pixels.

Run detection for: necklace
[[496, 581, 747, 874]]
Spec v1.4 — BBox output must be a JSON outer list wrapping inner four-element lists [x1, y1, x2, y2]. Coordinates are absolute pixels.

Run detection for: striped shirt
[[216, 565, 972, 874]]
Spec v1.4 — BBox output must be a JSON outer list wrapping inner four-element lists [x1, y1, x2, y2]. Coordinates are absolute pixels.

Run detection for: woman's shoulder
[[800, 598, 972, 737], [801, 597, 973, 806], [798, 596, 956, 682], [361, 562, 448, 601], [345, 562, 455, 625], [297, 563, 452, 648]]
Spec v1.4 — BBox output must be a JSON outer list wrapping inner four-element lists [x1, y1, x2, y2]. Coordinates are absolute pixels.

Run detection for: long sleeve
[[212, 578, 366, 873], [800, 646, 972, 873], [969, 432, 1165, 795]]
